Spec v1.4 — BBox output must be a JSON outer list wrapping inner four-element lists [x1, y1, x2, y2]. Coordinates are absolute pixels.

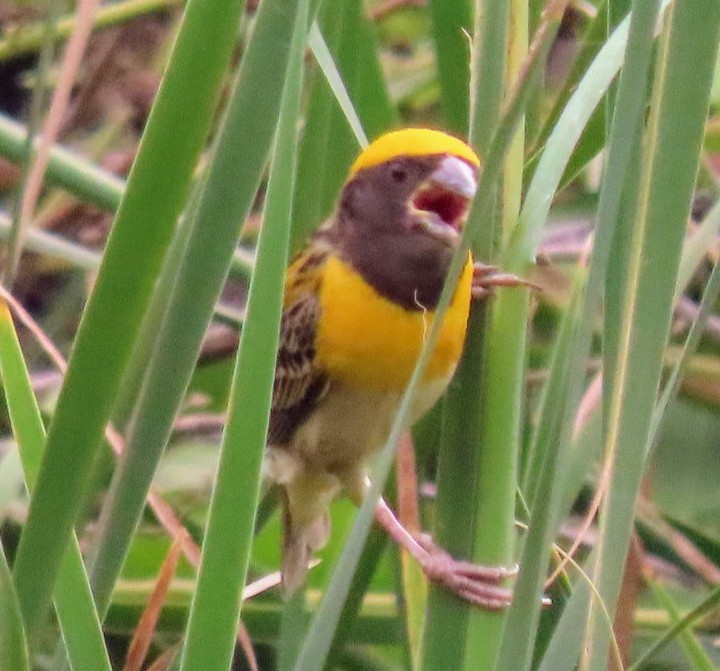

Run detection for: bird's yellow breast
[[315, 254, 473, 391]]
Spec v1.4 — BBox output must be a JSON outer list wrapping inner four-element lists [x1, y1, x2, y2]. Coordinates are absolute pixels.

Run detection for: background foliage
[[0, 0, 720, 670]]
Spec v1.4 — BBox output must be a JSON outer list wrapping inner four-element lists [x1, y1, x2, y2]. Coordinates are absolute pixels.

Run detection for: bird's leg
[[472, 261, 540, 300], [374, 496, 516, 609]]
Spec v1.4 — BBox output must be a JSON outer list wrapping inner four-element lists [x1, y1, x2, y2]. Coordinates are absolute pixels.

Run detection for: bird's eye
[[390, 165, 407, 183]]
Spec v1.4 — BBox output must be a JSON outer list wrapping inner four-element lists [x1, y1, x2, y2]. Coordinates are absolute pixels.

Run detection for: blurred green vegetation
[[0, 0, 719, 670]]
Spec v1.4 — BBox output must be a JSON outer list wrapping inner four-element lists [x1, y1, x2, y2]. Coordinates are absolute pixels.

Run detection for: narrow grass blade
[[419, 326, 483, 670], [51, 544, 113, 671], [88, 0, 300, 618], [0, 113, 123, 213], [536, 574, 592, 671], [523, 0, 668, 500], [648, 257, 720, 456], [278, 592, 307, 671], [462, 4, 568, 670], [627, 584, 720, 671], [0, 212, 102, 270], [468, 0, 510, 158], [503, 5, 658, 270], [586, 3, 720, 669], [178, 0, 308, 667], [0, 448, 23, 519], [675, 198, 720, 300], [0, 301, 111, 671], [307, 22, 368, 148], [636, 580, 718, 671], [5, 0, 61, 285], [292, 0, 395, 249], [422, 1, 512, 667], [428, 0, 471, 134], [0, 305, 46, 483], [108, 180, 204, 431], [4, 0, 101, 285], [122, 530, 187, 671], [0, 538, 28, 671], [325, 527, 389, 668], [526, 0, 608, 169], [497, 4, 661, 670], [517, 2, 667, 527]]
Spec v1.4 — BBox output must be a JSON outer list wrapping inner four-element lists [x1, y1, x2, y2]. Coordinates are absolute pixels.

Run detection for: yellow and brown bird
[[264, 128, 520, 608]]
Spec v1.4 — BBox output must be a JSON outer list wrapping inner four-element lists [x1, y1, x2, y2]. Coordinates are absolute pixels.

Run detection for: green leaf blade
[[178, 1, 308, 668], [587, 3, 720, 669]]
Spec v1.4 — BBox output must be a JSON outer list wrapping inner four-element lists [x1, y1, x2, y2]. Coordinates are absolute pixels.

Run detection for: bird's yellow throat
[[315, 254, 473, 391]]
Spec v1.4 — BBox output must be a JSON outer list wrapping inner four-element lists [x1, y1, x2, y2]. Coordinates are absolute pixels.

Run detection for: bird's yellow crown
[[349, 128, 480, 177]]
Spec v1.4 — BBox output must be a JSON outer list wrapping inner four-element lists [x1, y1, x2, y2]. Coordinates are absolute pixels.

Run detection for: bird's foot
[[414, 534, 516, 609], [472, 261, 540, 300]]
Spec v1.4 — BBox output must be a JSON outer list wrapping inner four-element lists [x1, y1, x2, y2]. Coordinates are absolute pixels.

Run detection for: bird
[[263, 128, 525, 608]]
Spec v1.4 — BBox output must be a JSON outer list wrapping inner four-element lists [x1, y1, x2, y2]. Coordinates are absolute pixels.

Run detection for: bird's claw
[[414, 534, 516, 610], [472, 261, 540, 300]]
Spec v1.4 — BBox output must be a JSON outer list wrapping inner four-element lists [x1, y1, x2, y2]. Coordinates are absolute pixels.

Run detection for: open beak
[[410, 156, 478, 246]]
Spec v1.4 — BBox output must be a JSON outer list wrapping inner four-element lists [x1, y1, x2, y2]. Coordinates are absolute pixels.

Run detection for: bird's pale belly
[[315, 255, 473, 392], [263, 375, 452, 497]]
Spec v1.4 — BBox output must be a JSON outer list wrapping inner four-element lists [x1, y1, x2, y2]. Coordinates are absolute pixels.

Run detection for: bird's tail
[[280, 481, 335, 596]]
